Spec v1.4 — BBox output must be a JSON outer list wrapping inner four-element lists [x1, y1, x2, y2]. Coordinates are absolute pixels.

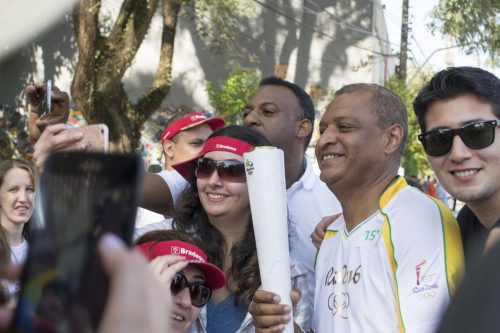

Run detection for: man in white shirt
[[243, 77, 342, 313], [311, 83, 463, 333], [251, 83, 464, 333]]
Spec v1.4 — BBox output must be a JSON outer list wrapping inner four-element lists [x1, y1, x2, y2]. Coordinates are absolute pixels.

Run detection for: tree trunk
[[71, 0, 181, 152]]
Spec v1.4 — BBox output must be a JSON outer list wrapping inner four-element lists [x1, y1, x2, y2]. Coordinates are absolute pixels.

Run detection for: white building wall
[[0, 0, 394, 113]]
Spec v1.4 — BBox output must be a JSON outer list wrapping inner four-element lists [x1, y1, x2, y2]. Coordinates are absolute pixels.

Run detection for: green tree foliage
[[183, 0, 256, 53], [206, 68, 261, 125], [429, 0, 499, 59], [385, 75, 432, 178]]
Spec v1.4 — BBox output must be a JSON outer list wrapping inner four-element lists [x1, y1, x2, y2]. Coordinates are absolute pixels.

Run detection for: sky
[[379, 0, 499, 78]]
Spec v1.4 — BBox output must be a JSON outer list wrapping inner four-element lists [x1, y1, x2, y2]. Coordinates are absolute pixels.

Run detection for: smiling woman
[[0, 159, 35, 299], [135, 229, 226, 333], [170, 125, 312, 333]]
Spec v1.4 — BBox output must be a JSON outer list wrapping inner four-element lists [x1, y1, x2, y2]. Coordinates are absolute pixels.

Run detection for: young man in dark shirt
[[413, 66, 500, 266]]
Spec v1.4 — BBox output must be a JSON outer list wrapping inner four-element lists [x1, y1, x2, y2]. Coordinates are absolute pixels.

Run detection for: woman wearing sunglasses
[[171, 125, 310, 333], [136, 230, 226, 333]]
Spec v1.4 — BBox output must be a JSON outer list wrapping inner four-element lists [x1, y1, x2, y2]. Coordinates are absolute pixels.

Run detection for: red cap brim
[[161, 113, 225, 144], [135, 240, 226, 289], [188, 261, 226, 289]]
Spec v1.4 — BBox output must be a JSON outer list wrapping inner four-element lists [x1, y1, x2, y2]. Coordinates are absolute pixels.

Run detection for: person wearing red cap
[[160, 112, 225, 171], [136, 111, 224, 231], [171, 125, 311, 333], [23, 87, 224, 223], [135, 230, 225, 333]]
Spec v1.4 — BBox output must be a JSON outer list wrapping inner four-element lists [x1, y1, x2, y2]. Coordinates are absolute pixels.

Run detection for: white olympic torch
[[244, 147, 293, 333]]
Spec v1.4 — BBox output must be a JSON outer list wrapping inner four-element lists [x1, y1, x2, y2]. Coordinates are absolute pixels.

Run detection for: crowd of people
[[0, 66, 499, 333]]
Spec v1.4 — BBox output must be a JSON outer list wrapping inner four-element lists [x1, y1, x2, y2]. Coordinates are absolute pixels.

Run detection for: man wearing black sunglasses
[[413, 66, 500, 267]]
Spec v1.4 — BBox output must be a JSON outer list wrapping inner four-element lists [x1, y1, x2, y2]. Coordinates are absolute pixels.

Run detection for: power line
[[238, 29, 345, 67], [252, 0, 396, 57], [304, 0, 400, 48], [411, 34, 427, 60], [284, 0, 398, 48]]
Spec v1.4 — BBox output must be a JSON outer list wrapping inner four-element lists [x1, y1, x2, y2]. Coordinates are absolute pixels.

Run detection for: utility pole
[[399, 0, 409, 81]]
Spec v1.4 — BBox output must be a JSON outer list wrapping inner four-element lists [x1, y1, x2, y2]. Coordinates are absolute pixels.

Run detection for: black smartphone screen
[[10, 152, 143, 333]]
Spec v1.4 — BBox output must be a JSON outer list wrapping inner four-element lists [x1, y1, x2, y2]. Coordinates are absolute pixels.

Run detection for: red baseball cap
[[172, 136, 254, 180], [136, 240, 226, 289], [161, 112, 225, 144]]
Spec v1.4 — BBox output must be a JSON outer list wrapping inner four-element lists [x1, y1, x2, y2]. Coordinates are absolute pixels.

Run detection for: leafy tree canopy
[[429, 0, 499, 59], [206, 68, 261, 125], [386, 75, 433, 178]]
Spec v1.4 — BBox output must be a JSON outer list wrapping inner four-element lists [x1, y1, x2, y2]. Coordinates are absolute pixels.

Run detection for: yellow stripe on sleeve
[[381, 217, 406, 333], [432, 198, 465, 295], [314, 230, 339, 269]]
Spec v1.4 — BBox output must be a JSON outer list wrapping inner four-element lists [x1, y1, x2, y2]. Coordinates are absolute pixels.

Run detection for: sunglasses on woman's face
[[418, 120, 500, 157], [195, 157, 246, 183], [171, 272, 212, 307]]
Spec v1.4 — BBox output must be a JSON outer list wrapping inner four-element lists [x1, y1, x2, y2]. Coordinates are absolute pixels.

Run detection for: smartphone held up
[[62, 124, 110, 152]]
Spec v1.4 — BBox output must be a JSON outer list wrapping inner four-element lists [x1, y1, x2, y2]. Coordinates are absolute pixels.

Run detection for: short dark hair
[[335, 83, 408, 156], [259, 77, 316, 148], [413, 67, 500, 133]]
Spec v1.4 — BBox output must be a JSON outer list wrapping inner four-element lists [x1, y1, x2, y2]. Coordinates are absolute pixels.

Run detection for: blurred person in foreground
[[0, 233, 173, 333]]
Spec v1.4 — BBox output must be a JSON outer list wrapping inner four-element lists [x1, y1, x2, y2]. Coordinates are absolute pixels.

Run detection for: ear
[[384, 124, 404, 155], [163, 140, 175, 161], [297, 118, 313, 140]]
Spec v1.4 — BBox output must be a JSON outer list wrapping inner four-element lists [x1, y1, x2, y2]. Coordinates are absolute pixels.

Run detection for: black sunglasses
[[171, 272, 212, 307], [195, 157, 246, 183], [418, 120, 500, 157]]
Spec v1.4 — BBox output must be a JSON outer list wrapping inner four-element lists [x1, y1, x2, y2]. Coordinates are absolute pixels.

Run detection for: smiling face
[[315, 92, 391, 195], [170, 265, 205, 333], [243, 85, 305, 155], [424, 94, 500, 206], [196, 151, 250, 221], [0, 167, 34, 229]]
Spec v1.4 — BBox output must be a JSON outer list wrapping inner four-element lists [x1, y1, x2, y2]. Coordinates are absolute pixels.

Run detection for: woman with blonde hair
[[0, 159, 35, 298]]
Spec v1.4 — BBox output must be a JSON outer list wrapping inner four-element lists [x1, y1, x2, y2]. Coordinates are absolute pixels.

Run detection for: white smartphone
[[63, 124, 109, 152]]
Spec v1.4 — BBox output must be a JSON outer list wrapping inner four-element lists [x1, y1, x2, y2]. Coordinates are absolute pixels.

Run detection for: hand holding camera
[[26, 81, 70, 142]]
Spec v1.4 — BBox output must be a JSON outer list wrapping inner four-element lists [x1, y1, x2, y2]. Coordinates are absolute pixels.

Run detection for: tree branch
[[71, 0, 103, 122], [136, 0, 180, 118], [101, 0, 159, 81]]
